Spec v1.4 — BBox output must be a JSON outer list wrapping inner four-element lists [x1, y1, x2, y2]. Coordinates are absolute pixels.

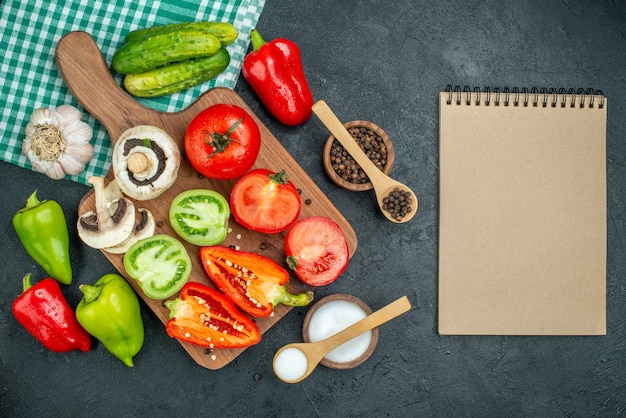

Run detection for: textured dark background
[[1, 0, 625, 416]]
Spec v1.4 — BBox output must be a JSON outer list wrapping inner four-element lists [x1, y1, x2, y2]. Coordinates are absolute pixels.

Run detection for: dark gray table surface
[[2, 0, 625, 416]]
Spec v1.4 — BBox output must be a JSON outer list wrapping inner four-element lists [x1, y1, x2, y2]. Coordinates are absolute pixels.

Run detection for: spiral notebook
[[438, 86, 607, 335]]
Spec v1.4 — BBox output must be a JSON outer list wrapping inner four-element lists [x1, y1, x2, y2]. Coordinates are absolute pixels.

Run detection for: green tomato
[[169, 189, 230, 246], [123, 234, 192, 300]]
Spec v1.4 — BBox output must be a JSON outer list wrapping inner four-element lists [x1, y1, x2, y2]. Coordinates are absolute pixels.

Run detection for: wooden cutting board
[[55, 31, 358, 369]]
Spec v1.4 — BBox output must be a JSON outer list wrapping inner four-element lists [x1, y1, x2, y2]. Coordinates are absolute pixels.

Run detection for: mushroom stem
[[89, 176, 110, 222], [127, 152, 153, 176]]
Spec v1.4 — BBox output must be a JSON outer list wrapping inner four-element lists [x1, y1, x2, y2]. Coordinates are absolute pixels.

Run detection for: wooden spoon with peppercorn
[[312, 101, 418, 223]]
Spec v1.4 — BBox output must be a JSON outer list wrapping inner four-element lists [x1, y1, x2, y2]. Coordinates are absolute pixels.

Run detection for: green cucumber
[[112, 29, 221, 75], [125, 21, 238, 46], [123, 48, 230, 98]]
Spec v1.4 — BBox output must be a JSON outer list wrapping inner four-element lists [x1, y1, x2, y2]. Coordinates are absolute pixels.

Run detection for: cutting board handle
[[55, 31, 148, 141]]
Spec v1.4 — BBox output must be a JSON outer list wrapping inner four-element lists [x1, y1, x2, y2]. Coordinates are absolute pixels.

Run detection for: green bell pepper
[[76, 274, 144, 367], [13, 190, 72, 285]]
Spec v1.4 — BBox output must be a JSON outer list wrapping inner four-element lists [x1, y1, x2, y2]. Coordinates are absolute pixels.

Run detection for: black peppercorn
[[382, 188, 413, 220], [329, 126, 387, 185]]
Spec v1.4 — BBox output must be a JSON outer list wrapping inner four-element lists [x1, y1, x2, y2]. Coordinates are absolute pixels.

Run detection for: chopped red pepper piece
[[200, 246, 313, 318], [164, 282, 261, 349], [12, 273, 91, 353]]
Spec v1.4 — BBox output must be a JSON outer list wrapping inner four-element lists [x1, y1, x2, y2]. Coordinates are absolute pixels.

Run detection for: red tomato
[[184, 104, 261, 180], [285, 216, 349, 286], [230, 169, 301, 234]]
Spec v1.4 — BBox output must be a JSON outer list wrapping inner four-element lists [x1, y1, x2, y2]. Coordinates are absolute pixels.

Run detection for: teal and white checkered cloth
[[0, 0, 265, 185]]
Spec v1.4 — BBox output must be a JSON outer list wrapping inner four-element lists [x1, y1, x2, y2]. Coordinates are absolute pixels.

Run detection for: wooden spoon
[[312, 100, 418, 223], [272, 295, 411, 383]]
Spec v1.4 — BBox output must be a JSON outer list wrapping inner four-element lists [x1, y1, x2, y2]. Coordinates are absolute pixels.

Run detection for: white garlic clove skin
[[58, 142, 95, 175], [56, 105, 93, 144], [26, 108, 57, 134], [22, 112, 54, 174], [55, 104, 82, 124], [61, 119, 94, 144], [46, 161, 67, 180], [23, 141, 47, 172]]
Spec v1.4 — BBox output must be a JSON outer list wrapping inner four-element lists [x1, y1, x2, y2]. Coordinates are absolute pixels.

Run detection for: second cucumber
[[123, 48, 230, 97]]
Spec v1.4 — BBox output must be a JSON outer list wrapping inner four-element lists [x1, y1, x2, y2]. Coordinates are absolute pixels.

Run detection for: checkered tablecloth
[[0, 0, 265, 185]]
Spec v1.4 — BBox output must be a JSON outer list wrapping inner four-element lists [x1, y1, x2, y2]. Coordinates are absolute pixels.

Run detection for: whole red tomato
[[285, 216, 349, 286], [184, 104, 261, 180], [230, 168, 301, 234]]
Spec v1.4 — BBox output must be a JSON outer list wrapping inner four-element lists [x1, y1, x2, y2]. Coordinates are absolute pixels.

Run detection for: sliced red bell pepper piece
[[12, 273, 91, 353], [164, 282, 261, 349], [199, 246, 313, 317]]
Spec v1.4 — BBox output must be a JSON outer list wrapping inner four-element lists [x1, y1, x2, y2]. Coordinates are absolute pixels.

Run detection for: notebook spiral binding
[[445, 84, 605, 109]]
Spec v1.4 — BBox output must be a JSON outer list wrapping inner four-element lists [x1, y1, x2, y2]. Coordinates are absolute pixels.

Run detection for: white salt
[[307, 299, 371, 363], [273, 347, 308, 382]]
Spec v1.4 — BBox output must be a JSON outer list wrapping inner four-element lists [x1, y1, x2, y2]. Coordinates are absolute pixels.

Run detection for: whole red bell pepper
[[164, 282, 261, 349], [199, 245, 313, 318], [12, 273, 91, 353], [242, 29, 314, 126]]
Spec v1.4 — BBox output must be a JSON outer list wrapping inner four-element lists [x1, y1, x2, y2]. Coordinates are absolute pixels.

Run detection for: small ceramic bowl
[[302, 293, 379, 370], [323, 120, 395, 192]]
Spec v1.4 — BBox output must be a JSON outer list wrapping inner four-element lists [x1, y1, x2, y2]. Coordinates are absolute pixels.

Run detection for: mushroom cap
[[112, 125, 181, 201]]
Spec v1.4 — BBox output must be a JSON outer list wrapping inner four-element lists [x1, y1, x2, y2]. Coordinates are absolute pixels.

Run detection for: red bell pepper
[[12, 273, 91, 353], [199, 245, 313, 317], [164, 282, 261, 349], [242, 29, 314, 126]]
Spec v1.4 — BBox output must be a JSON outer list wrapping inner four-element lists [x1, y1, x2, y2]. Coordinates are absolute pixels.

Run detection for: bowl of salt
[[302, 293, 379, 370]]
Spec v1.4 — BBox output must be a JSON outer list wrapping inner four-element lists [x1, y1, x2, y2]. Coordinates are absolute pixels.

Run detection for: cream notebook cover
[[438, 86, 607, 335]]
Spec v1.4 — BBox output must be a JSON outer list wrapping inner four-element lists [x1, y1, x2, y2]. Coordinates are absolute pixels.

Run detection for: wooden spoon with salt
[[272, 295, 411, 383], [312, 100, 418, 223]]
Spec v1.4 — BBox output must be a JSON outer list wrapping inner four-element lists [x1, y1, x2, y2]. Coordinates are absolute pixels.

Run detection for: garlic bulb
[[22, 105, 94, 180]]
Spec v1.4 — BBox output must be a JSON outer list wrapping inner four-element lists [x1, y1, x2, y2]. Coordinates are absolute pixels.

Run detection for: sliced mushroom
[[112, 125, 181, 201], [78, 176, 136, 249], [103, 174, 124, 203], [103, 208, 156, 254]]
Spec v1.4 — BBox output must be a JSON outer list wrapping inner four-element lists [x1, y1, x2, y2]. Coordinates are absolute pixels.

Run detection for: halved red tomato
[[285, 216, 349, 286], [184, 103, 261, 180], [230, 168, 301, 234]]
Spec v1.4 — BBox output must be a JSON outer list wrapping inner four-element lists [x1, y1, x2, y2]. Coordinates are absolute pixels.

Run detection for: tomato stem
[[204, 117, 244, 158], [286, 255, 298, 270], [269, 170, 289, 185]]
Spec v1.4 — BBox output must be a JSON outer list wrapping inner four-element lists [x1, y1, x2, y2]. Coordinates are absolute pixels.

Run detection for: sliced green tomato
[[123, 234, 192, 300], [169, 189, 230, 246]]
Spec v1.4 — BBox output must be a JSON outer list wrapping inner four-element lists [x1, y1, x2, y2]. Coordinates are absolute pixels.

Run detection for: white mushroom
[[112, 125, 180, 201], [77, 176, 136, 249], [103, 208, 156, 254]]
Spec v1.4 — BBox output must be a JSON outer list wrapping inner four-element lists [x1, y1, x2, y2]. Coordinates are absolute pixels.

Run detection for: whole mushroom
[[112, 125, 181, 201]]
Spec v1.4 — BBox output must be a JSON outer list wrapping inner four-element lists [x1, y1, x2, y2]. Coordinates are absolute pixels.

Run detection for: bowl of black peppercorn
[[323, 120, 395, 192]]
